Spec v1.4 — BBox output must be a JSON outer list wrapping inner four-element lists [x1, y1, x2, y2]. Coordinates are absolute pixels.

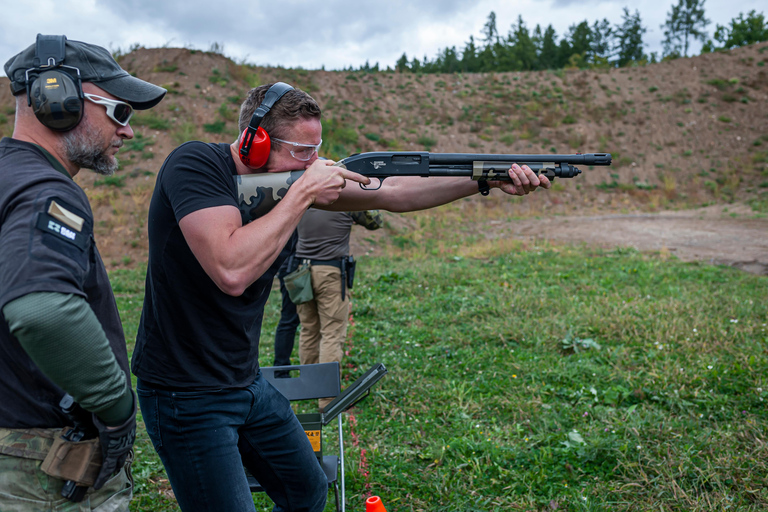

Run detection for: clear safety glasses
[[83, 93, 134, 126], [272, 137, 322, 161]]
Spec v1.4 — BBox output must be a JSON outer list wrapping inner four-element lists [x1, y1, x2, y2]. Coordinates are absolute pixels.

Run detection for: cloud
[[1, 0, 766, 75]]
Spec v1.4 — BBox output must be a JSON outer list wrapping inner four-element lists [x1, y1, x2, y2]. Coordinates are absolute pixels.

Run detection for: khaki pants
[[297, 265, 349, 409], [0, 428, 133, 512]]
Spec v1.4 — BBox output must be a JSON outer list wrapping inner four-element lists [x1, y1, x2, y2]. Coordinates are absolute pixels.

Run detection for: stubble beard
[[62, 119, 120, 176]]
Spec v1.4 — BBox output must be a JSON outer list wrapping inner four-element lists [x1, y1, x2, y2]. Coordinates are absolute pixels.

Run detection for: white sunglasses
[[83, 93, 134, 126]]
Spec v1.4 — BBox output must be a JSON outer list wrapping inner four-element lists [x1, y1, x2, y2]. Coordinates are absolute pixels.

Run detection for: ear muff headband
[[238, 82, 294, 168], [25, 34, 84, 132]]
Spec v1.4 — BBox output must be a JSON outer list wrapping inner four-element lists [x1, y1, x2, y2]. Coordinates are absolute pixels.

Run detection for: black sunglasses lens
[[113, 103, 133, 124]]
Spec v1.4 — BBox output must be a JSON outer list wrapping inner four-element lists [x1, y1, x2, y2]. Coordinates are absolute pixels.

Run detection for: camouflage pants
[[0, 428, 133, 512]]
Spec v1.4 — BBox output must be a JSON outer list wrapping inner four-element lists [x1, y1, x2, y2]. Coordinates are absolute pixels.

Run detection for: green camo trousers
[[0, 428, 133, 512]]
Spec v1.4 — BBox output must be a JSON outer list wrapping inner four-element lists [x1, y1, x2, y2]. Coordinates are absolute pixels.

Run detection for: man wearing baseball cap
[[0, 34, 164, 510]]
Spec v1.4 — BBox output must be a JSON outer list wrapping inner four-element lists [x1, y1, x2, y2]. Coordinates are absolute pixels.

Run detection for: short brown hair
[[238, 84, 321, 142]]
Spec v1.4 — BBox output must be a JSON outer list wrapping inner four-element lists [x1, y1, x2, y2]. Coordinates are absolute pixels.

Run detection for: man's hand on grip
[[301, 159, 370, 206], [91, 390, 137, 490], [496, 164, 551, 196]]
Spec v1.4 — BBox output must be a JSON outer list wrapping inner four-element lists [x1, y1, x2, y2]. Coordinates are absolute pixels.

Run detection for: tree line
[[356, 1, 767, 74]]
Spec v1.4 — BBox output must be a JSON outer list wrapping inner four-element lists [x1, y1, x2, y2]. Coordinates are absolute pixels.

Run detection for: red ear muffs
[[238, 82, 294, 169], [239, 126, 271, 168]]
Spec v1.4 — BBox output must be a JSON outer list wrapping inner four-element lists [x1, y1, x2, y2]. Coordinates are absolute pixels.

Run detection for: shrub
[[94, 175, 126, 188], [132, 112, 170, 130], [417, 135, 437, 150], [203, 121, 226, 134]]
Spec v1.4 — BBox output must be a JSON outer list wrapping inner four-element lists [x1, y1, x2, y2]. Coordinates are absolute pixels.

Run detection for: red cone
[[366, 495, 388, 512]]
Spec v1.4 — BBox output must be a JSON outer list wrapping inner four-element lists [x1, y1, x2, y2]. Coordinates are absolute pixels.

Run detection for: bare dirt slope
[[1, 43, 766, 275], [491, 205, 768, 275]]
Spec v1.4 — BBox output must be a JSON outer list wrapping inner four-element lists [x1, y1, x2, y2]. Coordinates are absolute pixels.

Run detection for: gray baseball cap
[[4, 35, 166, 110]]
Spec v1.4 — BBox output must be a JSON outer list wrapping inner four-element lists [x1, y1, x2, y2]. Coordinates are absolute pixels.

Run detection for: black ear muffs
[[25, 34, 84, 132], [29, 69, 83, 132], [238, 82, 294, 168]]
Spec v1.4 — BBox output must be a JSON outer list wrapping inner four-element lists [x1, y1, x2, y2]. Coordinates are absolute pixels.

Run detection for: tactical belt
[[301, 258, 353, 300], [0, 427, 58, 460], [306, 258, 342, 269], [0, 426, 102, 487]]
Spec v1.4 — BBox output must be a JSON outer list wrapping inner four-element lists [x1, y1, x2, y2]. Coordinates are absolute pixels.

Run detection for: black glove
[[91, 391, 136, 490]]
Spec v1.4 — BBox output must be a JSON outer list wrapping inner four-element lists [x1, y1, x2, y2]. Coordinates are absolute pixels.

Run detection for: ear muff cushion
[[239, 126, 271, 168], [31, 70, 83, 132], [247, 127, 271, 168]]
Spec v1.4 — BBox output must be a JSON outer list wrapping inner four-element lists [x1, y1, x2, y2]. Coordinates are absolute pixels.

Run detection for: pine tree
[[591, 18, 614, 65], [713, 10, 768, 49], [532, 24, 544, 70], [661, 0, 710, 57], [482, 11, 500, 46], [615, 8, 647, 66], [478, 11, 500, 71], [557, 38, 573, 68], [508, 15, 537, 71], [567, 20, 592, 67], [439, 46, 460, 73], [396, 53, 409, 72], [461, 36, 479, 72], [539, 25, 559, 70]]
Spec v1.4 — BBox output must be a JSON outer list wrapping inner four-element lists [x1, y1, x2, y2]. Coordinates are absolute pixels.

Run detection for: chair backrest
[[261, 362, 341, 401]]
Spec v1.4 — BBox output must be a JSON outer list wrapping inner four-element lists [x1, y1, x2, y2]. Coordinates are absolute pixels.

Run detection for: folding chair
[[246, 362, 387, 512]]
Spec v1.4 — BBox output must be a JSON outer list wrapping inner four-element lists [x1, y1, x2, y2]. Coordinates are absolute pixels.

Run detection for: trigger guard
[[359, 177, 383, 191]]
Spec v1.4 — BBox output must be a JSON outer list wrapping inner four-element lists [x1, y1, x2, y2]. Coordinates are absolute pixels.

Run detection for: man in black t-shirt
[[0, 35, 165, 509], [133, 82, 550, 512]]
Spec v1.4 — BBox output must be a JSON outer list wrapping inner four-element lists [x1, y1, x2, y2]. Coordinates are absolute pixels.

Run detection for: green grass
[[123, 132, 155, 152], [131, 112, 171, 131], [202, 120, 226, 134], [117, 243, 768, 511], [93, 175, 127, 188]]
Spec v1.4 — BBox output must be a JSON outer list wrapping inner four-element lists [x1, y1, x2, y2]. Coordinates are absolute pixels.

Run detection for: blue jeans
[[136, 373, 327, 512]]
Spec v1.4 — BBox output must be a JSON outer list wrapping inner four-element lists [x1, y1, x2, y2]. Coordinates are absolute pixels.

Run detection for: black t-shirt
[[0, 137, 129, 428], [132, 142, 285, 390]]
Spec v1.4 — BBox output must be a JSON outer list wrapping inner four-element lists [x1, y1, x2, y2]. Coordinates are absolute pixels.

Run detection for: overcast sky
[[0, 0, 764, 75]]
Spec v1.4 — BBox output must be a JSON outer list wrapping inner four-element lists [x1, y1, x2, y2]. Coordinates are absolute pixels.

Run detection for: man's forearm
[[333, 176, 478, 213], [2, 292, 132, 426]]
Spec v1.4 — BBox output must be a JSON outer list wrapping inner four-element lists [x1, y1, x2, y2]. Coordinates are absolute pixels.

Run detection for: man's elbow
[[213, 270, 249, 297]]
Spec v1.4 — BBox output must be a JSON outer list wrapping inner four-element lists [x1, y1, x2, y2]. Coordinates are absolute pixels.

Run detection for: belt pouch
[[40, 428, 102, 486]]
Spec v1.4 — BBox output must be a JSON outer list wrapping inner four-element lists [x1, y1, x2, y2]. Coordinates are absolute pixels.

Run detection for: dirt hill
[[1, 43, 766, 271]]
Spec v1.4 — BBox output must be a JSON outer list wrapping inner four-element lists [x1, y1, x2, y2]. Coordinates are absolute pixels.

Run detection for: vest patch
[[36, 212, 88, 251], [48, 200, 84, 232]]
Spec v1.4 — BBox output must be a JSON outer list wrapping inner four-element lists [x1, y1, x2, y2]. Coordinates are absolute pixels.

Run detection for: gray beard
[[62, 121, 119, 176]]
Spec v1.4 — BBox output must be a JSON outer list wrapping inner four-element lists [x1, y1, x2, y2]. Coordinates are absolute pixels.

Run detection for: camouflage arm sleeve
[[350, 209, 383, 230], [2, 292, 132, 426]]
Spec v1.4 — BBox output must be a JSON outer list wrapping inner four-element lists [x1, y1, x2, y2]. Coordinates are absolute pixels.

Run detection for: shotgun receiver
[[236, 151, 611, 223]]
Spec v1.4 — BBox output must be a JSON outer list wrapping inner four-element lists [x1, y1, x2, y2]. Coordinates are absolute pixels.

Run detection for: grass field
[[111, 239, 768, 512]]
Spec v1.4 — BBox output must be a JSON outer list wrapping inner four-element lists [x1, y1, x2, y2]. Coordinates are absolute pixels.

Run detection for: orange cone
[[366, 495, 388, 512]]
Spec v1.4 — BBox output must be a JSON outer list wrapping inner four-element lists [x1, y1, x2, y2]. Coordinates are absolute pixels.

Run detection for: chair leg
[[333, 480, 340, 512], [338, 414, 345, 512]]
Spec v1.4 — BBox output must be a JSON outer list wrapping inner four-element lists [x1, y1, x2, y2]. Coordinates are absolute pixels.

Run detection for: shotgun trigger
[[359, 177, 384, 191]]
